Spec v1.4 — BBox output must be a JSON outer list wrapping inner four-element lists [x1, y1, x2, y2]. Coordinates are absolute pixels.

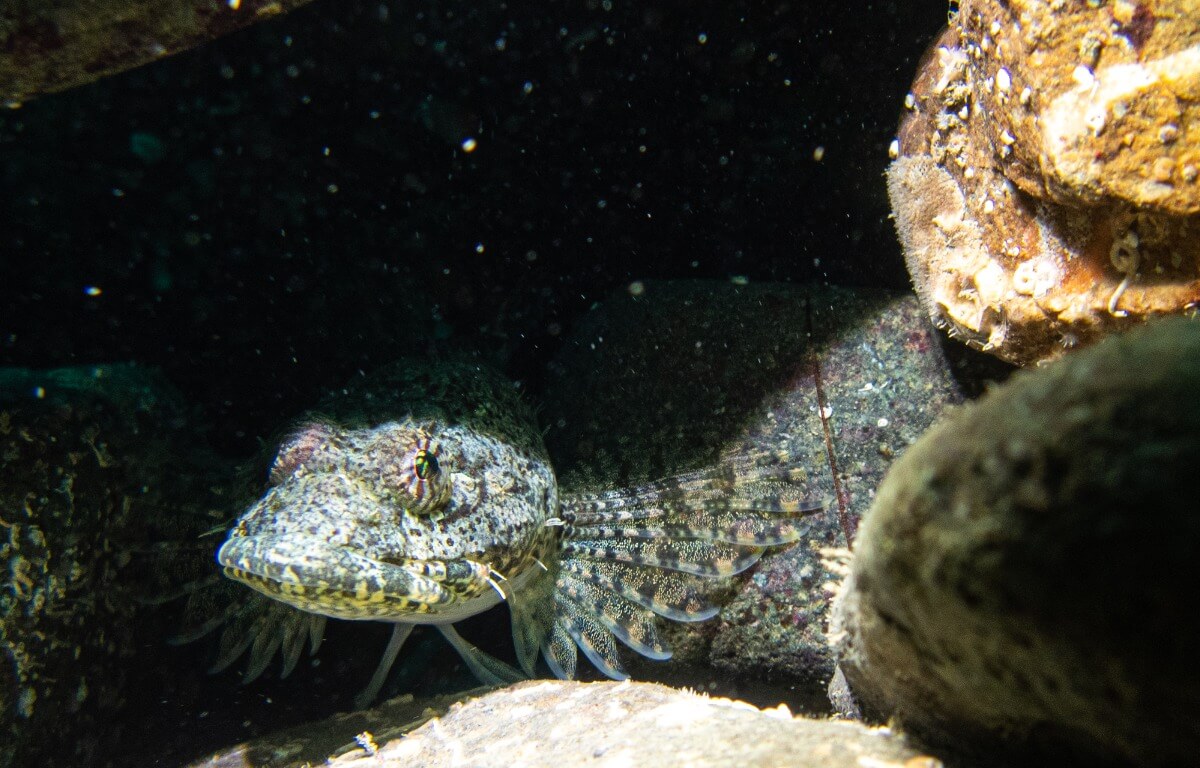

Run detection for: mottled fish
[[186, 357, 818, 707]]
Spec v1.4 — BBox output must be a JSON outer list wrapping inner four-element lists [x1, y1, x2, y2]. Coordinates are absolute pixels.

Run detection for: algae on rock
[[0, 363, 221, 768]]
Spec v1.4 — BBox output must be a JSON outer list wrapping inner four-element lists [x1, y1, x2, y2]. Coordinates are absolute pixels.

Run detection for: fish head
[[218, 419, 478, 620]]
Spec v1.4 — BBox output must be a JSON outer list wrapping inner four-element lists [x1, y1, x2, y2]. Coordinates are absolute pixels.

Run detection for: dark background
[[1, 0, 945, 457]]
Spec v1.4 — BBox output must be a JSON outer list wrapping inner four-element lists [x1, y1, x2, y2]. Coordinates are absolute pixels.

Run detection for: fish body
[[207, 357, 815, 704]]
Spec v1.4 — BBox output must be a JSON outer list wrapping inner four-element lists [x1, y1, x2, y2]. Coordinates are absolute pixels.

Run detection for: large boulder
[[889, 2, 1200, 366], [832, 317, 1200, 764]]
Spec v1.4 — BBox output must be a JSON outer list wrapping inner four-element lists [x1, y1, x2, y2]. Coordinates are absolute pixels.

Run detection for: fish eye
[[413, 448, 439, 480], [393, 431, 452, 515]]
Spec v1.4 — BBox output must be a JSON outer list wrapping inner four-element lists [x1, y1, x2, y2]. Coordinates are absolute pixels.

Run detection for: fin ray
[[561, 451, 815, 526], [555, 589, 629, 681], [558, 572, 671, 660], [560, 558, 719, 622], [542, 622, 578, 680], [570, 511, 805, 546], [563, 538, 763, 577]]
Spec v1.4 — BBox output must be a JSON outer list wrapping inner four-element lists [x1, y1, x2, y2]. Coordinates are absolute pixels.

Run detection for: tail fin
[[542, 452, 820, 678]]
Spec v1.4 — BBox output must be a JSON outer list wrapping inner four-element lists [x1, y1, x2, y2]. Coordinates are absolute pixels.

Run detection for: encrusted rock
[[890, 3, 1200, 366], [0, 0, 319, 104], [963, 0, 1200, 214], [831, 317, 1200, 764]]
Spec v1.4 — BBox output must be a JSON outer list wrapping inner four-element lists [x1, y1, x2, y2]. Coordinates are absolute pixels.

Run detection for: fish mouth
[[217, 533, 455, 621]]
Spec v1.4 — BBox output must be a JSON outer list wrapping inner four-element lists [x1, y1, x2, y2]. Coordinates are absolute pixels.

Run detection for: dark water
[[1, 0, 941, 456], [1, 1, 948, 765]]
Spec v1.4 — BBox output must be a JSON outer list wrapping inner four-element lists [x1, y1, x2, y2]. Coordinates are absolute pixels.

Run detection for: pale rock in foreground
[[331, 680, 939, 768]]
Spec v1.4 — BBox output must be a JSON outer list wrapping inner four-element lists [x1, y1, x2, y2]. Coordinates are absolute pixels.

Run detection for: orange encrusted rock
[[964, 0, 1200, 215], [889, 6, 1200, 366]]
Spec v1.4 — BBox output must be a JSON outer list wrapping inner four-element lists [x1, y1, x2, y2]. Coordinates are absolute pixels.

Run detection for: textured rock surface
[[890, 4, 1200, 366], [0, 0, 319, 104], [963, 0, 1200, 214], [831, 317, 1200, 765], [0, 364, 220, 768], [191, 680, 942, 768], [544, 280, 965, 707], [184, 687, 491, 768]]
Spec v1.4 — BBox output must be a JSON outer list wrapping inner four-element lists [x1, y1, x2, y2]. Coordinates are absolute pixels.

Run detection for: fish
[[183, 356, 818, 708]]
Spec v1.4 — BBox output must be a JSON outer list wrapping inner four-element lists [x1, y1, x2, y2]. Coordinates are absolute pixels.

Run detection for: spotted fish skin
[[202, 356, 816, 703], [220, 419, 556, 622]]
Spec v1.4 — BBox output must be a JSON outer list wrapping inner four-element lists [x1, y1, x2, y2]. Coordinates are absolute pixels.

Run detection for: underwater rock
[[830, 317, 1200, 764], [0, 363, 219, 768], [184, 686, 492, 768], [191, 680, 941, 768], [963, 0, 1200, 214], [889, 2, 1200, 367], [543, 280, 965, 707], [0, 0, 318, 104]]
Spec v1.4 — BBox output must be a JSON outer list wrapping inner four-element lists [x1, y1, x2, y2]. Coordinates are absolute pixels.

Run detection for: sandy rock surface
[[342, 681, 942, 768], [188, 680, 940, 768]]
